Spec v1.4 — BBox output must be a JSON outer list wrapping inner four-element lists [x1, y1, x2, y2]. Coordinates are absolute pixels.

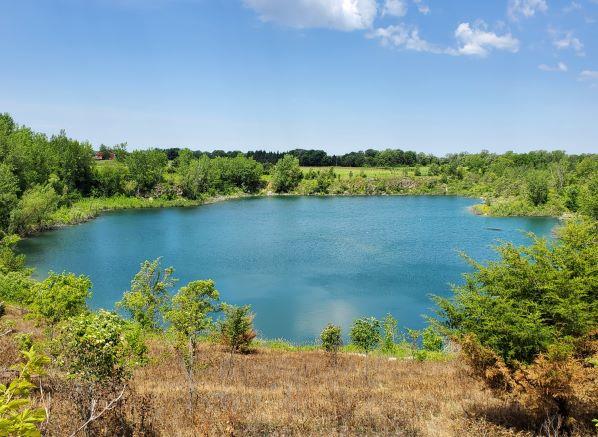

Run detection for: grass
[[301, 166, 430, 178], [0, 305, 548, 436], [48, 196, 203, 228]]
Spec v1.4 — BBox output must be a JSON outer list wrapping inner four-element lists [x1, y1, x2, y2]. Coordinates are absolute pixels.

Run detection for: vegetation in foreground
[[1, 113, 597, 238]]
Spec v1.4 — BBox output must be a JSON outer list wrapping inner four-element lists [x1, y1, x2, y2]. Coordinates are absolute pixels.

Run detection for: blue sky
[[0, 0, 597, 154]]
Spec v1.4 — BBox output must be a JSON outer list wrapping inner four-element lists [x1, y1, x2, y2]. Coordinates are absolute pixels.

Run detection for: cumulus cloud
[[367, 24, 443, 52], [552, 31, 585, 56], [382, 0, 407, 17], [453, 22, 520, 57], [508, 0, 548, 20], [538, 62, 568, 72], [242, 0, 378, 31]]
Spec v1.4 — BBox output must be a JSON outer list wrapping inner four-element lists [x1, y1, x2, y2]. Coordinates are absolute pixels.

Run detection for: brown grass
[[1, 306, 591, 436]]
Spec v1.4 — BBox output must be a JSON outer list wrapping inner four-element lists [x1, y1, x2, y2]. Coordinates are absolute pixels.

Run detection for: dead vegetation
[[0, 306, 594, 436]]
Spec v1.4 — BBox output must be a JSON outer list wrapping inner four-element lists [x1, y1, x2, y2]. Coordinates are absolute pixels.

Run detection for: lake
[[19, 196, 558, 343]]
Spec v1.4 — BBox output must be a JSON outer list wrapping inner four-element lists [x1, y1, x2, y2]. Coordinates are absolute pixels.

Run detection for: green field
[[300, 166, 430, 178]]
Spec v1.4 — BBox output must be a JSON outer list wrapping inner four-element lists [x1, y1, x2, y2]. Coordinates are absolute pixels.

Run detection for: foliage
[[271, 155, 302, 193], [0, 164, 19, 231], [526, 171, 549, 206], [218, 304, 256, 353], [117, 258, 176, 331], [0, 234, 28, 275], [421, 326, 443, 352], [30, 272, 92, 325], [435, 218, 597, 364], [382, 314, 398, 352], [9, 184, 59, 235], [349, 317, 381, 354], [164, 280, 220, 356], [125, 149, 167, 194], [0, 348, 50, 437], [55, 310, 146, 382], [320, 324, 342, 353]]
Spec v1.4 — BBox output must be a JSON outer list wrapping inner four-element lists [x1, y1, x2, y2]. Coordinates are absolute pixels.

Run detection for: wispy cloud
[[579, 70, 598, 81], [508, 0, 548, 20], [367, 24, 443, 52], [413, 0, 430, 15], [551, 30, 585, 56], [382, 0, 407, 17], [242, 0, 378, 31], [538, 62, 568, 72]]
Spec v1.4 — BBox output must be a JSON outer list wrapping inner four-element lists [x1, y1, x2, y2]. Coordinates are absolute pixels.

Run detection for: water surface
[[19, 196, 557, 343]]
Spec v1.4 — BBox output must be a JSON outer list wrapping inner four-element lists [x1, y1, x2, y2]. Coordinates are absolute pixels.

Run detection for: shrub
[[526, 171, 549, 206], [350, 317, 381, 354], [218, 304, 256, 354], [0, 348, 50, 436], [320, 324, 342, 353], [55, 310, 146, 383], [421, 326, 443, 352], [30, 272, 91, 326], [9, 184, 59, 235]]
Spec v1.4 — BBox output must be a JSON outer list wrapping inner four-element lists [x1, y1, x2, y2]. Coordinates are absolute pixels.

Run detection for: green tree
[[117, 258, 176, 331], [125, 149, 167, 194], [164, 280, 220, 408], [48, 131, 94, 193], [526, 171, 549, 206], [271, 155, 302, 193], [9, 184, 59, 235], [0, 164, 19, 232], [181, 155, 217, 199], [435, 218, 597, 364], [421, 326, 443, 352], [218, 304, 256, 354], [350, 317, 381, 354], [30, 272, 92, 326]]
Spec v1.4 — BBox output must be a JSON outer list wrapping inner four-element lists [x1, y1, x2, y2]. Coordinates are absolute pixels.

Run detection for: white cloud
[[538, 62, 568, 72], [413, 0, 430, 14], [367, 24, 443, 52], [453, 22, 520, 57], [508, 0, 548, 20], [382, 0, 407, 17], [552, 31, 585, 56], [579, 70, 598, 81], [243, 0, 378, 31]]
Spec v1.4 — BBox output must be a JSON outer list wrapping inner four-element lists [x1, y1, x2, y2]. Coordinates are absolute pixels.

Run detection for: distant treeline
[[159, 147, 581, 168]]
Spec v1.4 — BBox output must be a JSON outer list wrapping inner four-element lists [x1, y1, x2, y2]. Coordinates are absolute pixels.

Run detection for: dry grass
[[0, 307, 587, 436]]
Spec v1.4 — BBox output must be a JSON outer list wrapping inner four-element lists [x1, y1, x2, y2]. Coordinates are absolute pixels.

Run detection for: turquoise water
[[19, 196, 557, 343]]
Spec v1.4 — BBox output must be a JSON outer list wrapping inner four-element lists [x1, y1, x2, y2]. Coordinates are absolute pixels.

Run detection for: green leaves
[[435, 218, 598, 365], [0, 348, 49, 437], [218, 304, 256, 353], [117, 258, 176, 331], [30, 272, 91, 325], [350, 317, 381, 354], [55, 310, 146, 382], [320, 324, 342, 353], [271, 155, 302, 193]]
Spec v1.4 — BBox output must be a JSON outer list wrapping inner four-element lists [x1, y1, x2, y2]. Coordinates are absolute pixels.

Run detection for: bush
[[9, 184, 59, 235], [218, 304, 256, 354], [320, 324, 342, 353], [0, 271, 33, 304], [55, 310, 146, 382], [30, 272, 92, 325], [421, 326, 443, 352], [350, 317, 381, 354]]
